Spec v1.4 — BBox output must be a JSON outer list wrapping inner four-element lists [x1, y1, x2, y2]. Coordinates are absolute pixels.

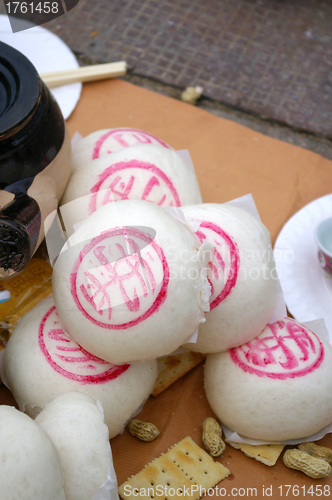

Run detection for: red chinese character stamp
[[195, 221, 240, 310], [38, 305, 130, 383], [70, 226, 169, 330], [229, 319, 325, 379], [92, 128, 170, 159], [89, 160, 181, 214]]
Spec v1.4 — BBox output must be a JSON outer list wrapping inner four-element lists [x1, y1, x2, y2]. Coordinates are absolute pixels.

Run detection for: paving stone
[[31, 0, 332, 138], [1, 0, 332, 144]]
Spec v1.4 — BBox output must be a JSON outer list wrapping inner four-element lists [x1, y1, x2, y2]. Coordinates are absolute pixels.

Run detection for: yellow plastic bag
[[0, 258, 52, 347]]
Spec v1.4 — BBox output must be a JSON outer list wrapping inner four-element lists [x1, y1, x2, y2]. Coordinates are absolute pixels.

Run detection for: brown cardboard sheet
[[66, 79, 332, 244], [1, 79, 332, 498]]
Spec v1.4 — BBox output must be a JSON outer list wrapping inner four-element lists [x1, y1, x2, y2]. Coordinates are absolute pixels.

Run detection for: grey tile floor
[[1, 0, 332, 159]]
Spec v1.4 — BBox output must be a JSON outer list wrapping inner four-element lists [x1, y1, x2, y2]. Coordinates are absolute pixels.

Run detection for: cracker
[[118, 436, 230, 500], [119, 454, 197, 500], [228, 442, 284, 466], [152, 352, 206, 397], [166, 436, 230, 488]]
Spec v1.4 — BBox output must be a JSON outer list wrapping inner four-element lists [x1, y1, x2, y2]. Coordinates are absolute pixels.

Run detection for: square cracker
[[165, 436, 229, 489], [118, 436, 230, 500], [152, 352, 206, 397], [227, 442, 284, 466], [119, 454, 198, 500]]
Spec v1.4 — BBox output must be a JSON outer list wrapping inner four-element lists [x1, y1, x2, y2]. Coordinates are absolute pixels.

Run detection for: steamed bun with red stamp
[[204, 318, 332, 441], [35, 392, 110, 500], [61, 144, 202, 231], [181, 203, 277, 352], [72, 127, 172, 171], [4, 296, 158, 438], [52, 200, 211, 364], [0, 405, 66, 500]]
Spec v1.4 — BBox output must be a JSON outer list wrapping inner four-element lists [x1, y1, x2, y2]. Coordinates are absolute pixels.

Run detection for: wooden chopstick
[[40, 61, 127, 88]]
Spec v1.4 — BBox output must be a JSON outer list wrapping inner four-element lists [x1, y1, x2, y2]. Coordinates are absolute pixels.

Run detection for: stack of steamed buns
[[2, 128, 332, 498]]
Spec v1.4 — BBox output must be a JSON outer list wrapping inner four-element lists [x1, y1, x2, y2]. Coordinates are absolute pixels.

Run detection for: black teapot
[[0, 41, 72, 279]]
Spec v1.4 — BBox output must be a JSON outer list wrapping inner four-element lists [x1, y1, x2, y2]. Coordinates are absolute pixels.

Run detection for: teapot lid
[[0, 41, 40, 136]]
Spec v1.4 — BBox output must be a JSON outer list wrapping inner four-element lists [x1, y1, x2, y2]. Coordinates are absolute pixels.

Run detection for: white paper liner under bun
[[92, 445, 119, 500], [223, 421, 332, 446]]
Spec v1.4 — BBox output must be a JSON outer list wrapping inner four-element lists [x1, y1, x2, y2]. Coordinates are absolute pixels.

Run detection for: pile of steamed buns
[[2, 128, 332, 499]]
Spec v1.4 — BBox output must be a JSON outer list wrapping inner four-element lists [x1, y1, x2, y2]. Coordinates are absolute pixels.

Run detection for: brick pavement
[[40, 0, 332, 138], [1, 0, 332, 140]]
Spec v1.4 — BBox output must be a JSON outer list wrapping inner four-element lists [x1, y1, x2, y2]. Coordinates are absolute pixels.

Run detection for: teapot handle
[[0, 194, 41, 279]]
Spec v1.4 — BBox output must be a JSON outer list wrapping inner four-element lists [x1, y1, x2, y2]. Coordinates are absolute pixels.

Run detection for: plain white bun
[[204, 318, 332, 441], [52, 200, 211, 364], [182, 203, 277, 352], [0, 405, 65, 500], [72, 127, 172, 171], [5, 296, 158, 438], [35, 392, 110, 500]]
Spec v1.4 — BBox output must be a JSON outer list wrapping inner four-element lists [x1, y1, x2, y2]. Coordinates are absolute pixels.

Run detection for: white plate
[[274, 194, 332, 341], [0, 15, 82, 119]]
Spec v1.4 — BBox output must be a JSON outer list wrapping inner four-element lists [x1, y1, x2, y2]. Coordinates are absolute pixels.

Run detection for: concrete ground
[[2, 0, 332, 159]]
